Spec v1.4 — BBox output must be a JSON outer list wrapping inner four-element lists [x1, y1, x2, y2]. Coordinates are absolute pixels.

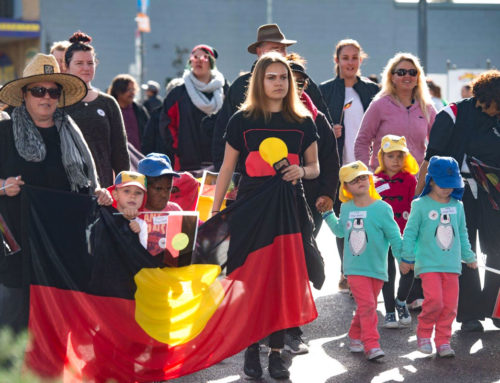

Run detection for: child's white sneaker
[[365, 347, 385, 360], [348, 338, 363, 353], [437, 344, 455, 358], [417, 337, 433, 354]]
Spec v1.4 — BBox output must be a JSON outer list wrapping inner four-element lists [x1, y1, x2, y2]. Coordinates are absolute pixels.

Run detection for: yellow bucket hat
[[375, 135, 419, 175], [339, 161, 381, 202]]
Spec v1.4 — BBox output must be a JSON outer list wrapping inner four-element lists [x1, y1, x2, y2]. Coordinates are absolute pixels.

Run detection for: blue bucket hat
[[420, 156, 464, 200], [138, 153, 180, 178]]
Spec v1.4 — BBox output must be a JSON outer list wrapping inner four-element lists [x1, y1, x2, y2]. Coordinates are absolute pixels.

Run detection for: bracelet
[[1, 179, 5, 196], [211, 210, 220, 213], [302, 167, 307, 179]]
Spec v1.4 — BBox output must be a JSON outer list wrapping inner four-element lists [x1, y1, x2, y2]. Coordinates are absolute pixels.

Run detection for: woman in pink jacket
[[354, 53, 436, 171]]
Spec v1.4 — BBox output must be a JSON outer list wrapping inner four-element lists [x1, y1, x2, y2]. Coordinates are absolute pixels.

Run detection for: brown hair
[[240, 52, 310, 123], [108, 74, 138, 100], [65, 31, 96, 67], [472, 70, 500, 109], [333, 39, 367, 77]]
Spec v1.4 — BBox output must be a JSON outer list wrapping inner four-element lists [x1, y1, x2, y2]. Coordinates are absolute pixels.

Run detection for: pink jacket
[[354, 95, 436, 170]]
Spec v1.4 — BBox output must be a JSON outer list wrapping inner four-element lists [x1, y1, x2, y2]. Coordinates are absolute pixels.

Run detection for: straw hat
[[0, 53, 87, 107], [247, 24, 296, 54]]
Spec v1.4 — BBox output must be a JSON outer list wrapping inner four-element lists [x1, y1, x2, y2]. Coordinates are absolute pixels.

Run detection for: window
[[0, 0, 14, 18]]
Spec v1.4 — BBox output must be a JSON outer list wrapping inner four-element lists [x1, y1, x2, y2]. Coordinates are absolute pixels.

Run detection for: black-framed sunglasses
[[347, 174, 369, 185], [392, 69, 418, 77], [25, 86, 62, 100], [296, 80, 307, 89]]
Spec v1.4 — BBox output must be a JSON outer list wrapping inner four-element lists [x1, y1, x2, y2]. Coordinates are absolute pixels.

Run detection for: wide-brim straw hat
[[0, 53, 87, 107], [247, 24, 296, 54]]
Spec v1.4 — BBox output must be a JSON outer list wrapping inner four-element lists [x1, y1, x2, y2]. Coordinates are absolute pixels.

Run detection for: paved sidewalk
[[172, 225, 500, 383]]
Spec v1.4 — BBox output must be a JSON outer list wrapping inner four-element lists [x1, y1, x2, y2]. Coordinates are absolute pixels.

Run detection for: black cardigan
[[319, 76, 379, 164]]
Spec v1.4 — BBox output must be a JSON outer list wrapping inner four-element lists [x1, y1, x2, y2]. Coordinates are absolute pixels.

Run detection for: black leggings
[[382, 248, 414, 313], [252, 330, 285, 349]]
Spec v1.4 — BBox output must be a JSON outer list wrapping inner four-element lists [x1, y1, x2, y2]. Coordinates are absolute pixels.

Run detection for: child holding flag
[[374, 135, 419, 328], [402, 156, 477, 357], [137, 153, 182, 257], [109, 171, 148, 248], [322, 161, 403, 360]]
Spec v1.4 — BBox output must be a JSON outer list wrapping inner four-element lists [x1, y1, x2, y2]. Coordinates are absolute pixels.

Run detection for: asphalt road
[[171, 224, 500, 383]]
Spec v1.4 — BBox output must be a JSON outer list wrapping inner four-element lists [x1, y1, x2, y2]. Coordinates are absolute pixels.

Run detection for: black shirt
[[225, 111, 318, 193]]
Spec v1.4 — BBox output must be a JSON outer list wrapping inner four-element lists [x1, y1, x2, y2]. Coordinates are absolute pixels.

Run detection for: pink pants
[[347, 275, 384, 351], [417, 272, 459, 347]]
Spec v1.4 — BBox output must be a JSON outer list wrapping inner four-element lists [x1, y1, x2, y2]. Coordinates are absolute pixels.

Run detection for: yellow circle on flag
[[172, 232, 189, 251], [258, 137, 288, 166]]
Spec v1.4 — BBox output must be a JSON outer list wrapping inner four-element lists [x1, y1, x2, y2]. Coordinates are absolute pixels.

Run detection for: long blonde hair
[[240, 52, 310, 123], [376, 52, 433, 122]]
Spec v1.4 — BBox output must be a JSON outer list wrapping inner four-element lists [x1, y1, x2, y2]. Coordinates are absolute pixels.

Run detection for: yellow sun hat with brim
[[339, 160, 381, 203], [375, 135, 419, 175], [0, 53, 87, 108]]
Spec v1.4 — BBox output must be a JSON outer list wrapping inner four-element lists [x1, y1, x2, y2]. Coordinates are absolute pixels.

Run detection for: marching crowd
[[0, 22, 500, 381]]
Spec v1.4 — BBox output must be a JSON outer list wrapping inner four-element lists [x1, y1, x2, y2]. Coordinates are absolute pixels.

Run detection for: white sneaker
[[417, 337, 433, 354], [366, 348, 385, 360], [348, 338, 363, 353], [437, 344, 455, 358]]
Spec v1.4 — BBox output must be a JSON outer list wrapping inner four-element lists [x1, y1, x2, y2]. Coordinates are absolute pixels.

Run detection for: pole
[[418, 0, 427, 72], [267, 0, 272, 24], [140, 31, 144, 101]]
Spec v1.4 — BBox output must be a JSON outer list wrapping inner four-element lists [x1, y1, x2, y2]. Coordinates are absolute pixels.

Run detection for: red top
[[374, 171, 417, 233]]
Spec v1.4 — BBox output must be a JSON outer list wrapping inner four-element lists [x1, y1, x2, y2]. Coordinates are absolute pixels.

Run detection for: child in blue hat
[[401, 156, 477, 357], [137, 153, 182, 256]]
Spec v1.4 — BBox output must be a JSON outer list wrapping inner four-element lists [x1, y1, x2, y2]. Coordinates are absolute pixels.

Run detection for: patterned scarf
[[183, 69, 224, 115], [12, 105, 98, 192]]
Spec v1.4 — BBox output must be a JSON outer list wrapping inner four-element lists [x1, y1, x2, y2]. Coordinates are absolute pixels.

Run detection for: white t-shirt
[[342, 87, 364, 164]]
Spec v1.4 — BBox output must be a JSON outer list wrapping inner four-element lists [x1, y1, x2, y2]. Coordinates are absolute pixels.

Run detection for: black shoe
[[492, 318, 500, 328], [268, 351, 290, 380], [460, 320, 484, 332], [244, 344, 262, 379]]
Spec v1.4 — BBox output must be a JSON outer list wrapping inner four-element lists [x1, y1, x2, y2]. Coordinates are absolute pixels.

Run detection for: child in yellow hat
[[374, 135, 419, 329], [322, 160, 402, 360]]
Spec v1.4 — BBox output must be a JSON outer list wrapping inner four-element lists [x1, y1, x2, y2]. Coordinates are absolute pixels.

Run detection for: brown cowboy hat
[[0, 53, 87, 107], [247, 24, 296, 54]]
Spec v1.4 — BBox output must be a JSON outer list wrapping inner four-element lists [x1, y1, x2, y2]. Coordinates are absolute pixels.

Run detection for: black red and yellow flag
[[21, 177, 317, 382]]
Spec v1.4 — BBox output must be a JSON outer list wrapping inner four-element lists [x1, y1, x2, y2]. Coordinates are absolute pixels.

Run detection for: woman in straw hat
[[0, 53, 112, 331]]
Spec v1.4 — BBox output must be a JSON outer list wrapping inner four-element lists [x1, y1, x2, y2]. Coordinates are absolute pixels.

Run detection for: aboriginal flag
[[22, 176, 317, 382]]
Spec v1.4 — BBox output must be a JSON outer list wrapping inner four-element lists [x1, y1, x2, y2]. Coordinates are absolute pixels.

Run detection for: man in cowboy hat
[[210, 24, 331, 171], [0, 53, 113, 331]]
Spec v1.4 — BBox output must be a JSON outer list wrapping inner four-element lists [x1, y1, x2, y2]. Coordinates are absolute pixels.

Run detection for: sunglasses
[[296, 80, 307, 89], [392, 69, 418, 77], [190, 54, 210, 62], [25, 86, 62, 100], [347, 174, 369, 185]]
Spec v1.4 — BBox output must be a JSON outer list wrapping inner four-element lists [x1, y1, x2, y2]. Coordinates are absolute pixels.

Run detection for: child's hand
[[129, 220, 141, 234], [399, 262, 412, 275], [467, 261, 478, 269], [123, 208, 139, 220]]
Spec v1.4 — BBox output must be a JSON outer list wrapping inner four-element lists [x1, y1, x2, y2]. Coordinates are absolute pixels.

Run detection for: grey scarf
[[183, 69, 224, 115], [12, 105, 99, 192]]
